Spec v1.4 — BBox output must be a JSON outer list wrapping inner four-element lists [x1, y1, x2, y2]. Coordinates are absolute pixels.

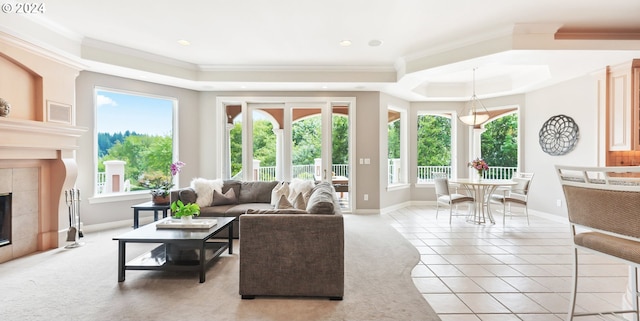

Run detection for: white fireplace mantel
[[0, 117, 87, 159]]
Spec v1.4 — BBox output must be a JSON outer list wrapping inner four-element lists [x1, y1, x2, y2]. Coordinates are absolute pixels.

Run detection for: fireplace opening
[[0, 193, 11, 247]]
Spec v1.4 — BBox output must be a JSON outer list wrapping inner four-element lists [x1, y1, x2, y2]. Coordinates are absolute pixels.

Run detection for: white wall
[[524, 74, 600, 217]]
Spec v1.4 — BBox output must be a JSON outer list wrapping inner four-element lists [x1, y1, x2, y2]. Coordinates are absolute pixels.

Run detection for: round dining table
[[447, 178, 517, 224]]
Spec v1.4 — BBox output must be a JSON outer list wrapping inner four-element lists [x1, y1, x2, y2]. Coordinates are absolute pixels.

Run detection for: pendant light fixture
[[458, 67, 489, 126]]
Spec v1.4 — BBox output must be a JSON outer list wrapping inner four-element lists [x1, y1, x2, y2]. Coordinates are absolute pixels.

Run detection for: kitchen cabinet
[[606, 59, 640, 151]]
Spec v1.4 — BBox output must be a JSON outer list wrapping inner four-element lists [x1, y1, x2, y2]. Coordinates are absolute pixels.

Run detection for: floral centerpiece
[[468, 158, 489, 180], [139, 161, 185, 204]]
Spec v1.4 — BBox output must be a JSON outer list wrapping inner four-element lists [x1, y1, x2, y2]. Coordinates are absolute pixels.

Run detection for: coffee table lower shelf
[[122, 242, 229, 282]]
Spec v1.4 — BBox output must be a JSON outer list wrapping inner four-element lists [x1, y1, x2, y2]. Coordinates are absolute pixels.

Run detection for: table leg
[[199, 242, 206, 283], [162, 209, 169, 218], [484, 186, 498, 224], [133, 209, 140, 229], [153, 209, 159, 222], [228, 221, 233, 254], [118, 241, 126, 282]]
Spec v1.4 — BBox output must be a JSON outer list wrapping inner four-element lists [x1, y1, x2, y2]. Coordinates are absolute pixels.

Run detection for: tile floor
[[384, 205, 633, 321]]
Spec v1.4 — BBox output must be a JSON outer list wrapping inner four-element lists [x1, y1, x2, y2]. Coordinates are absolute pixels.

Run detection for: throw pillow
[[270, 181, 289, 206], [288, 178, 315, 203], [212, 188, 237, 206], [292, 192, 306, 210], [275, 194, 293, 209], [190, 178, 224, 207]]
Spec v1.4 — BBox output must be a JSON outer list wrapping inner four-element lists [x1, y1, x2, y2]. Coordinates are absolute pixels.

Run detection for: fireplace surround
[[0, 32, 86, 263]]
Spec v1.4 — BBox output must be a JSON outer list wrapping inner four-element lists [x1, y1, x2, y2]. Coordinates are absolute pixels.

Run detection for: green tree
[[388, 120, 400, 159], [99, 134, 173, 189], [332, 115, 349, 164], [481, 114, 518, 167], [292, 116, 322, 165], [417, 115, 451, 166], [252, 120, 276, 167], [229, 122, 243, 177]]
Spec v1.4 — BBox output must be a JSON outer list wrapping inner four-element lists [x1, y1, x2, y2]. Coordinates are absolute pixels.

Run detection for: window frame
[[90, 87, 178, 203]]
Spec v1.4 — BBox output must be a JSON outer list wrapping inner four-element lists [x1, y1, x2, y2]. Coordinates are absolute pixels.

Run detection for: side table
[[131, 201, 171, 229]]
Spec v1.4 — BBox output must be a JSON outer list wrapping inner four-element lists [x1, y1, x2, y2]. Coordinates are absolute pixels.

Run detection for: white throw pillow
[[288, 179, 315, 203], [190, 178, 224, 207], [275, 194, 293, 209], [292, 192, 306, 210], [271, 181, 289, 206]]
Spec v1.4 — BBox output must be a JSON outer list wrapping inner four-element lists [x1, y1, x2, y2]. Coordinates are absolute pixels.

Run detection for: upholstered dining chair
[[488, 172, 534, 225], [433, 172, 475, 224], [556, 165, 640, 321]]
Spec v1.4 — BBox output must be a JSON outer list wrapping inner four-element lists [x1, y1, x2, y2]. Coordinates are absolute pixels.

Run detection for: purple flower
[[170, 161, 185, 176]]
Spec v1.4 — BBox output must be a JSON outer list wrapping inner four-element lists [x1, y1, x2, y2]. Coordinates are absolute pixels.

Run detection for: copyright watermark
[[1, 3, 46, 14]]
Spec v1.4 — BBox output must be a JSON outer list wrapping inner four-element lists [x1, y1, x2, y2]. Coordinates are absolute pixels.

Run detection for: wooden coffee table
[[113, 216, 234, 283]]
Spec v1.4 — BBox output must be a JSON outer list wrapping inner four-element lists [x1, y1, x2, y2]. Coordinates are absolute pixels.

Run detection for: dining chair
[[488, 172, 534, 225], [433, 172, 475, 224], [556, 165, 640, 321]]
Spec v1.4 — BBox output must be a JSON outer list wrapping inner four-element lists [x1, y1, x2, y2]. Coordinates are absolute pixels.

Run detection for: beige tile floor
[[384, 205, 633, 321]]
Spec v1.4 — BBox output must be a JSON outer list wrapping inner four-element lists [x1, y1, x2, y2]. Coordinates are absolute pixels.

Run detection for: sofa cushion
[[238, 181, 279, 203], [226, 203, 274, 215], [246, 208, 308, 214], [306, 182, 335, 214], [212, 188, 237, 206], [178, 188, 197, 205]]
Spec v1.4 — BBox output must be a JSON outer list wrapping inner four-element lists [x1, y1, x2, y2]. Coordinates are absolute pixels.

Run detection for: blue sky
[[96, 90, 173, 136]]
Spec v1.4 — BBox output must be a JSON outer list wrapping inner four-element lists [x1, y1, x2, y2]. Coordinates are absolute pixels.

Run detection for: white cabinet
[[607, 60, 640, 151]]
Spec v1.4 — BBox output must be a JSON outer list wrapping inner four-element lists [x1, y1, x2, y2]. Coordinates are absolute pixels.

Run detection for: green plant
[[170, 200, 201, 218]]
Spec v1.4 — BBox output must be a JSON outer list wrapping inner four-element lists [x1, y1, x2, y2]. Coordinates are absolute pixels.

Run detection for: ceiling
[[1, 0, 640, 101]]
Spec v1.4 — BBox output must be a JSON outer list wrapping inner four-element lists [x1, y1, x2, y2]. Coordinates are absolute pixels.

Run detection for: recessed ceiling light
[[339, 40, 352, 47], [177, 39, 191, 46], [368, 39, 383, 47]]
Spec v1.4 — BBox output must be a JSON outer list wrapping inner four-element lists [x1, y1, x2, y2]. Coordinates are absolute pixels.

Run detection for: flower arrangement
[[468, 158, 489, 176], [139, 161, 185, 197]]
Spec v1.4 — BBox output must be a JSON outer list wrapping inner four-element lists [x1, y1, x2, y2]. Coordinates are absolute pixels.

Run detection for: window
[[387, 107, 407, 186], [416, 114, 452, 181], [95, 88, 176, 195]]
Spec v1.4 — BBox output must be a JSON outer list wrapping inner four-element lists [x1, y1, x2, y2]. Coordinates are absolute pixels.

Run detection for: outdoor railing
[[98, 164, 517, 193], [416, 165, 518, 182]]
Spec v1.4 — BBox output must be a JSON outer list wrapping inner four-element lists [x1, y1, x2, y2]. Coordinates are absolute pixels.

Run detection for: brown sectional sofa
[[170, 179, 344, 299], [170, 180, 278, 238]]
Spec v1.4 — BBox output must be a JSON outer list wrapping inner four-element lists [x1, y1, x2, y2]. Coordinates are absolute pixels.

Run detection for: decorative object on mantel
[[0, 98, 11, 117], [458, 67, 489, 126], [538, 114, 580, 156], [468, 158, 489, 180], [170, 199, 201, 224], [140, 161, 185, 204]]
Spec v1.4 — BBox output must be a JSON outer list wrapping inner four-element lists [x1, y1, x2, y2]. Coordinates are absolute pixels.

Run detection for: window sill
[[88, 191, 150, 204], [386, 183, 410, 191]]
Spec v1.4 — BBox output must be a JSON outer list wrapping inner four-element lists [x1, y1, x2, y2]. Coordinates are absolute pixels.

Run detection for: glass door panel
[[291, 107, 322, 181]]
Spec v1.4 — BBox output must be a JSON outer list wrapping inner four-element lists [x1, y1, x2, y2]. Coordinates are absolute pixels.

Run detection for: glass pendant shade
[[458, 97, 489, 126], [458, 68, 489, 126]]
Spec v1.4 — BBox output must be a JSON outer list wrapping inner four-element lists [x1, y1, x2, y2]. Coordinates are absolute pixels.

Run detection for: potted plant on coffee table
[[171, 200, 200, 223]]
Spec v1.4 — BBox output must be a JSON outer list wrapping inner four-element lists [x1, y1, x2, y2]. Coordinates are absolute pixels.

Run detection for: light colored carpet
[[0, 214, 440, 321]]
